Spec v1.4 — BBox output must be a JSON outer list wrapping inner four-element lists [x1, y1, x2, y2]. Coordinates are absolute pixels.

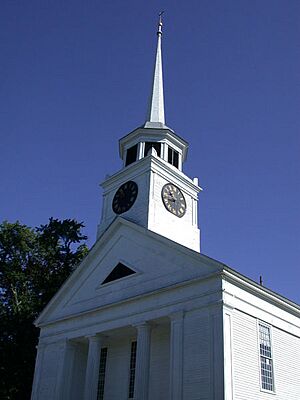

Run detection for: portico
[[44, 313, 185, 400]]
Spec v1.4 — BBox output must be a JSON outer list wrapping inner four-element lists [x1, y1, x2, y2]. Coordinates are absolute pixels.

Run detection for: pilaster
[[209, 306, 224, 400], [30, 342, 46, 400], [224, 311, 234, 400], [169, 311, 184, 400]]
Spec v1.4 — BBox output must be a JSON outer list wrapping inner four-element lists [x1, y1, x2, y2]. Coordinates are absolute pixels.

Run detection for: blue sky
[[1, 1, 299, 303]]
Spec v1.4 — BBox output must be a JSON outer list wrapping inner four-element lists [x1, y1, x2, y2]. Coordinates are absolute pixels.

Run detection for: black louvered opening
[[101, 263, 136, 284]]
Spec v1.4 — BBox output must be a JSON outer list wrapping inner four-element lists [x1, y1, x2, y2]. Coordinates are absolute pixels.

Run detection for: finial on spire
[[158, 11, 164, 35], [145, 13, 166, 126]]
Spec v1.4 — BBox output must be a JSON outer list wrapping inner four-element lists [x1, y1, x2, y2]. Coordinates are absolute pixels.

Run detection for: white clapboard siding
[[183, 309, 212, 400], [232, 311, 262, 400], [271, 327, 300, 399], [232, 309, 300, 400]]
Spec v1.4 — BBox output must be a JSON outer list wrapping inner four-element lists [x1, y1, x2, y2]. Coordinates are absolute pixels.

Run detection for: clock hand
[[168, 191, 176, 201], [168, 196, 176, 202]]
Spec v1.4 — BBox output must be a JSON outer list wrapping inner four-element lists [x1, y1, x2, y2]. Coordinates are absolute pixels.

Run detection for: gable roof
[[35, 217, 300, 327], [35, 217, 223, 326]]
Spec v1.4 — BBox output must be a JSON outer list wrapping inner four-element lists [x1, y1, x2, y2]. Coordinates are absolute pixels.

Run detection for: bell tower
[[97, 16, 201, 252]]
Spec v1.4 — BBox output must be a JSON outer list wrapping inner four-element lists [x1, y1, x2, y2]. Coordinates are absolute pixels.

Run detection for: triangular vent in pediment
[[101, 263, 136, 285]]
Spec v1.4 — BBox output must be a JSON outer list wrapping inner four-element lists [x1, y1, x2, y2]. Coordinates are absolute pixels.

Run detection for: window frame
[[96, 347, 108, 400], [144, 141, 162, 158], [128, 340, 137, 399], [257, 321, 276, 394], [167, 146, 179, 169], [125, 144, 138, 167]]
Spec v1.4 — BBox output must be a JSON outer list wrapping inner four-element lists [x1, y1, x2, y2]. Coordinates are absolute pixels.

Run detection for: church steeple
[[145, 13, 165, 127], [98, 16, 201, 252], [118, 14, 190, 169]]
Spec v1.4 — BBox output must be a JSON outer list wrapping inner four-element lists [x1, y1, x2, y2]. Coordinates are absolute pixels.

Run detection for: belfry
[[31, 17, 300, 400]]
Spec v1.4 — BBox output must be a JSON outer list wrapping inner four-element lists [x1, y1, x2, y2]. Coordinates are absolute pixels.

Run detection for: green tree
[[0, 218, 88, 400]]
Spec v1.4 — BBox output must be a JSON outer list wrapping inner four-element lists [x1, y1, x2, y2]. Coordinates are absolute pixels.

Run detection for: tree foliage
[[0, 218, 88, 400]]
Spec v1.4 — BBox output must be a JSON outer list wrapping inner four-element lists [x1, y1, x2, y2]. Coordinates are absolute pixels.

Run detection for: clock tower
[[97, 16, 201, 252]]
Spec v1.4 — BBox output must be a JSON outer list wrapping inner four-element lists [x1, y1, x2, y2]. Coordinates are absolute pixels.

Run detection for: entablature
[[101, 153, 201, 198]]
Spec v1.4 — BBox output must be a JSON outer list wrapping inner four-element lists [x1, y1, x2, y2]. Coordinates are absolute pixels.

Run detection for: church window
[[128, 341, 137, 398], [144, 141, 161, 157], [97, 347, 108, 400], [168, 146, 179, 168], [259, 323, 274, 392], [101, 263, 136, 285], [126, 144, 138, 166]]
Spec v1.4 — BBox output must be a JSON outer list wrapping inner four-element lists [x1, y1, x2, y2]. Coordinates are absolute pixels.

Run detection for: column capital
[[85, 334, 104, 343], [35, 341, 47, 351], [57, 337, 76, 351], [133, 321, 151, 330], [169, 310, 185, 321]]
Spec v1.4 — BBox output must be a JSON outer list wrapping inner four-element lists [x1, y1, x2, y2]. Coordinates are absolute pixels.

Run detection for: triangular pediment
[[36, 218, 223, 326]]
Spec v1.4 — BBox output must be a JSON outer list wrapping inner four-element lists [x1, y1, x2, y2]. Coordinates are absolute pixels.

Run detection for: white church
[[31, 17, 300, 400]]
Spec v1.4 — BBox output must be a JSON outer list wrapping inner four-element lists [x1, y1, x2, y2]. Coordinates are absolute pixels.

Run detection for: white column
[[169, 311, 184, 400], [55, 339, 77, 400], [224, 312, 234, 400], [161, 142, 166, 161], [178, 152, 183, 171], [138, 142, 145, 160], [134, 322, 151, 400], [84, 335, 103, 400], [209, 306, 224, 399]]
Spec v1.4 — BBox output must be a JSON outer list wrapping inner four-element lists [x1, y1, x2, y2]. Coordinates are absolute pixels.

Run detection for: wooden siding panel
[[232, 309, 300, 400], [183, 309, 211, 400], [148, 324, 170, 399], [272, 328, 300, 399]]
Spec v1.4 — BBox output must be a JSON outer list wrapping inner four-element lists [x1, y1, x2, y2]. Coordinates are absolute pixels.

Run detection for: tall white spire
[[145, 13, 165, 125]]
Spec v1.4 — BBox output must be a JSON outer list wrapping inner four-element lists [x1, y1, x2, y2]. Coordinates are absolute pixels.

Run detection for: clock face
[[161, 183, 186, 218], [112, 181, 138, 215]]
